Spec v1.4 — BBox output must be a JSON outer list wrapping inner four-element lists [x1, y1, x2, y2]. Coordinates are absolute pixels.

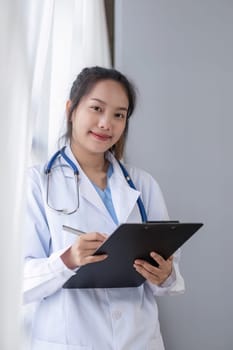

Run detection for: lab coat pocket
[[32, 339, 91, 350]]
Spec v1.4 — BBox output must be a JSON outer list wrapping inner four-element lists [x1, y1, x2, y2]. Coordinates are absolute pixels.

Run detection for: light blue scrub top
[[91, 163, 118, 225]]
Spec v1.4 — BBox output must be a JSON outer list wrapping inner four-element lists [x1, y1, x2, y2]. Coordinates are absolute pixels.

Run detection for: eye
[[115, 112, 126, 119], [90, 105, 102, 112]]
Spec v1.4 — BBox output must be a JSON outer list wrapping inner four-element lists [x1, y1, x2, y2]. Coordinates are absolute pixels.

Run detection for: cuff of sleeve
[[160, 268, 176, 288], [48, 246, 77, 279], [146, 262, 185, 296]]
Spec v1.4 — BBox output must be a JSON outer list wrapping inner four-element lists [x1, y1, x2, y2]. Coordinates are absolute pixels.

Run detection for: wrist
[[61, 247, 78, 270]]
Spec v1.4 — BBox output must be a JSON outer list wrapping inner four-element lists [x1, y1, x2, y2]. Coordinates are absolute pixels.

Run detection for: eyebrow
[[90, 98, 128, 111]]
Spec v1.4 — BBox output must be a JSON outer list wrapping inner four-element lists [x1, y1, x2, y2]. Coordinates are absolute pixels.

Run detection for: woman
[[24, 66, 185, 350]]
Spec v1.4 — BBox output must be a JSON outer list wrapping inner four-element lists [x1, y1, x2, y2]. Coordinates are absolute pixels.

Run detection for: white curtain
[[26, 0, 111, 163], [28, 1, 55, 165], [48, 0, 111, 156], [0, 0, 55, 349]]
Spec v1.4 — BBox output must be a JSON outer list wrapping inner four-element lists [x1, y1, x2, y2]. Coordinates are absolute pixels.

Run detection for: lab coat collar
[[58, 145, 141, 224]]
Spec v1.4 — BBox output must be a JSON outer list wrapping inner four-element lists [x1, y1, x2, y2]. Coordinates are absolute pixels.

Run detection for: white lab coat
[[23, 145, 185, 350]]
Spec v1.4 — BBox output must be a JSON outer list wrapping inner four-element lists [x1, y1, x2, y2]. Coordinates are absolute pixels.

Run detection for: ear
[[66, 100, 73, 122]]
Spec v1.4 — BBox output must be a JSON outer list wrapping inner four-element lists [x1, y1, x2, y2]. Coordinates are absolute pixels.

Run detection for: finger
[[77, 248, 102, 257], [81, 232, 107, 242], [134, 264, 160, 283], [134, 260, 160, 275], [150, 252, 166, 266], [78, 241, 105, 250], [84, 254, 108, 264]]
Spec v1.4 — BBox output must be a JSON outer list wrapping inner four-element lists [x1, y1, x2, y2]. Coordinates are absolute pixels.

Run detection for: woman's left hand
[[134, 252, 173, 285]]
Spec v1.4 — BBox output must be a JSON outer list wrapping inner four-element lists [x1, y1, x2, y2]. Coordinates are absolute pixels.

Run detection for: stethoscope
[[45, 146, 148, 222]]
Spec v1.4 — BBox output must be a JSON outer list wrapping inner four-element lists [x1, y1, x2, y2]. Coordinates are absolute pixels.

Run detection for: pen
[[62, 225, 86, 236]]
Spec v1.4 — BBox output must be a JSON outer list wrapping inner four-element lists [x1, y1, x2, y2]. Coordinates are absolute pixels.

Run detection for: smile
[[90, 131, 112, 141]]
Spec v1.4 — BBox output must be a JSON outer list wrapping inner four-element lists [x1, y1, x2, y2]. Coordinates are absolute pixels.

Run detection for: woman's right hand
[[61, 232, 108, 269]]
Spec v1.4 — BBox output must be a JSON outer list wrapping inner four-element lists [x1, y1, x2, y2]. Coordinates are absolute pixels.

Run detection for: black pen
[[62, 225, 86, 236]]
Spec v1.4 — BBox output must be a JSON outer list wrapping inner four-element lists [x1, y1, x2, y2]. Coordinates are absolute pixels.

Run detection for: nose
[[98, 113, 111, 130]]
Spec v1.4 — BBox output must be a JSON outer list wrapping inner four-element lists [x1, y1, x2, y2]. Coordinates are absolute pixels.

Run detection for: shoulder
[[28, 164, 46, 179], [108, 151, 161, 192], [120, 161, 166, 201], [122, 162, 160, 189], [121, 162, 169, 220], [27, 164, 47, 192]]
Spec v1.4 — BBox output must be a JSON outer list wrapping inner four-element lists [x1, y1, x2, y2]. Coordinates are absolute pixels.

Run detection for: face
[[68, 79, 129, 157]]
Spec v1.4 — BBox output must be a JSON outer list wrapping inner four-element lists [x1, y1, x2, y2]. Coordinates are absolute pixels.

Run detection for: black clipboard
[[63, 221, 203, 289]]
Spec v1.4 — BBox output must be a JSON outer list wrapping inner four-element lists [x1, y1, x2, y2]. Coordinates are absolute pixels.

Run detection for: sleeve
[[133, 168, 185, 296], [23, 167, 75, 304]]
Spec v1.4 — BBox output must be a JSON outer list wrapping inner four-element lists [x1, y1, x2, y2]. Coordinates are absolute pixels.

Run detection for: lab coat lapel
[[108, 154, 141, 223], [78, 171, 111, 219]]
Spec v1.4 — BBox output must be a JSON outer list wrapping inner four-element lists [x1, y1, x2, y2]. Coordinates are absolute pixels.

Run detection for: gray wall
[[115, 1, 233, 349]]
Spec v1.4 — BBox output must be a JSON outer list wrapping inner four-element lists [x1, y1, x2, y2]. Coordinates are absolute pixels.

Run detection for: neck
[[70, 143, 107, 172]]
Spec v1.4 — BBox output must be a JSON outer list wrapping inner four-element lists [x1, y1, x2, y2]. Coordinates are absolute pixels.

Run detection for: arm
[[23, 167, 107, 304], [23, 167, 75, 304]]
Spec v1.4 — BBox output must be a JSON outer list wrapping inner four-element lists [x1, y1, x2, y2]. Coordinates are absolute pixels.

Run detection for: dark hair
[[63, 66, 136, 160]]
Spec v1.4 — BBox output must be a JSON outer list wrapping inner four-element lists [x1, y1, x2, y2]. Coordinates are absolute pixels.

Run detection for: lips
[[90, 131, 112, 141]]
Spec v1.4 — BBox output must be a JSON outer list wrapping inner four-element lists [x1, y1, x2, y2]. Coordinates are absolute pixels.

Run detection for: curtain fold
[[29, 0, 55, 164], [0, 1, 55, 348], [48, 0, 111, 155], [0, 1, 31, 349], [73, 0, 111, 73]]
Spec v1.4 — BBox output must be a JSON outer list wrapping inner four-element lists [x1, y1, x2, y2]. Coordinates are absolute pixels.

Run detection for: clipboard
[[63, 221, 203, 289]]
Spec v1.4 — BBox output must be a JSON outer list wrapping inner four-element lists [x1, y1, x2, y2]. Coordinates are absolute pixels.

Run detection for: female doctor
[[23, 66, 185, 350]]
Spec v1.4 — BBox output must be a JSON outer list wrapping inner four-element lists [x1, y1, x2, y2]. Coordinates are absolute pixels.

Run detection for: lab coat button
[[112, 310, 122, 320]]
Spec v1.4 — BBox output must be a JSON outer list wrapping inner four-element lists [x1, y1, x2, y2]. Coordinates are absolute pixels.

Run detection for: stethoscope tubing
[[117, 162, 147, 222], [45, 147, 148, 222], [46, 146, 78, 175]]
